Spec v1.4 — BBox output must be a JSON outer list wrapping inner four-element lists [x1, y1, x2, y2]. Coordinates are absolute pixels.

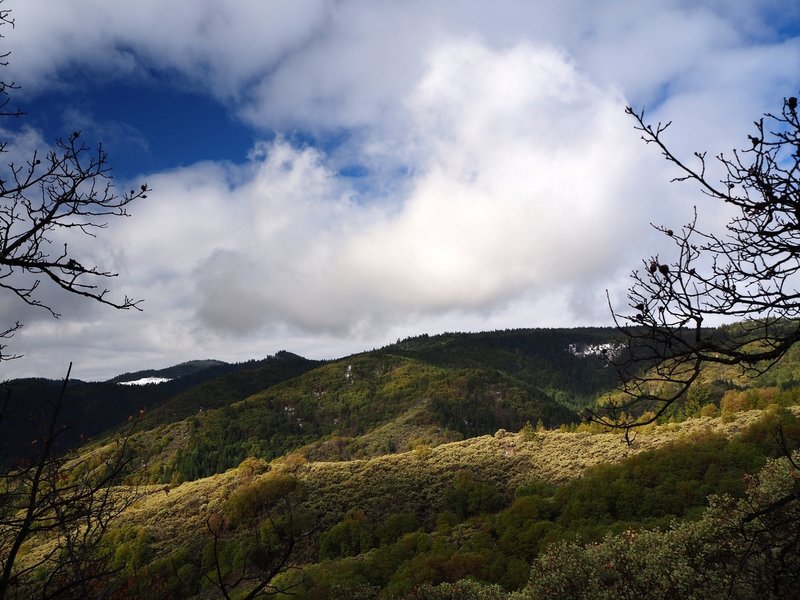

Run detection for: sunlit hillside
[[6, 327, 800, 599]]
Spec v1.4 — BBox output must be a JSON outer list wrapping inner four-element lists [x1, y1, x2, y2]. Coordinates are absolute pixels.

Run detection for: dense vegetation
[[0, 351, 319, 467], [75, 329, 615, 484], [4, 327, 800, 598]]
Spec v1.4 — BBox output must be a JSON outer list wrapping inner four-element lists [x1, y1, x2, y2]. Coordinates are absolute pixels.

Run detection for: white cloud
[[8, 0, 330, 98], [0, 1, 798, 379], [97, 42, 669, 352], [341, 42, 645, 306]]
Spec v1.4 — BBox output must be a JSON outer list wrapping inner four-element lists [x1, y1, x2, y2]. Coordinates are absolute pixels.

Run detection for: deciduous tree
[[591, 95, 800, 436], [0, 2, 147, 364], [0, 2, 148, 597]]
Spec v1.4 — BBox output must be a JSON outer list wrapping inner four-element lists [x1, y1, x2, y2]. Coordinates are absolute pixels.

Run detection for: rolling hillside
[[63, 406, 800, 599], [88, 328, 624, 483], [6, 325, 800, 599]]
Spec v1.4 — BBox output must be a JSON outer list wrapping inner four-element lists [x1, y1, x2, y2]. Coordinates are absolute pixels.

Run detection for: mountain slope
[[126, 348, 587, 482], [9, 325, 800, 599], [93, 407, 798, 599], [0, 352, 320, 466], [383, 327, 622, 408]]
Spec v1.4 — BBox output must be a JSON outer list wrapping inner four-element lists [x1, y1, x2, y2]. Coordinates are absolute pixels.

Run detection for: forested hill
[[69, 327, 620, 483], [2, 327, 623, 466], [0, 351, 321, 466], [7, 325, 800, 599], [384, 327, 622, 406]]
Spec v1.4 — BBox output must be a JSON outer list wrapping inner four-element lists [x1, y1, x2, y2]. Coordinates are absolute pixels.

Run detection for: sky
[[0, 0, 798, 380]]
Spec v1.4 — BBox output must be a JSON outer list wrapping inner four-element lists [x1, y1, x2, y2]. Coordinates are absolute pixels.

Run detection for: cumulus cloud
[[8, 0, 330, 98], [342, 42, 643, 305], [0, 1, 798, 378], [105, 41, 668, 344]]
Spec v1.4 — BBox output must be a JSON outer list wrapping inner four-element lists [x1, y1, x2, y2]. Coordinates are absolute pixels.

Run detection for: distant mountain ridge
[[107, 359, 229, 384], [0, 351, 320, 466], [1, 329, 629, 470]]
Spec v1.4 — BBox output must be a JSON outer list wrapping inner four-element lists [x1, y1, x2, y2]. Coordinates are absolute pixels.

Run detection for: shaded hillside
[[384, 328, 623, 408], [111, 350, 581, 482], [0, 352, 319, 466], [135, 351, 321, 430], [2, 328, 625, 467]]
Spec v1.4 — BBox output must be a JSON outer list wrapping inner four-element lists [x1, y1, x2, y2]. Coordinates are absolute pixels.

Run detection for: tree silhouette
[[590, 95, 800, 437], [0, 365, 142, 600], [0, 2, 148, 597], [0, 4, 147, 363]]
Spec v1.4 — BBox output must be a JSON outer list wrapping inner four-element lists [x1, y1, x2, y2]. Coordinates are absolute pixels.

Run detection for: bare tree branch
[[593, 96, 800, 436], [204, 475, 314, 599], [0, 364, 143, 599], [0, 0, 146, 362], [0, 3, 148, 596]]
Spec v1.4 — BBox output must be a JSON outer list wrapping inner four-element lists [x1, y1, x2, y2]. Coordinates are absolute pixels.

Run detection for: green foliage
[[143, 546, 201, 598], [526, 450, 800, 599], [225, 471, 301, 525], [154, 348, 588, 482], [138, 351, 320, 429], [389, 328, 622, 406], [16, 326, 800, 599], [1, 353, 318, 469], [527, 525, 715, 599], [103, 526, 154, 577], [318, 511, 423, 561], [443, 470, 506, 519], [427, 369, 576, 438], [378, 513, 422, 546], [319, 512, 377, 560], [396, 579, 511, 600], [497, 495, 559, 560], [270, 409, 800, 597]]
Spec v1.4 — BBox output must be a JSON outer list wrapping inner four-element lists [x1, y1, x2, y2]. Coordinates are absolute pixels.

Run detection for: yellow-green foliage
[[225, 470, 301, 525], [26, 406, 793, 600], [524, 448, 800, 600], [116, 407, 788, 546]]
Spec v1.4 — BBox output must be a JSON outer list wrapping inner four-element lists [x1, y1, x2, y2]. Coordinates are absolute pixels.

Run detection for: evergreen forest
[[3, 327, 800, 599]]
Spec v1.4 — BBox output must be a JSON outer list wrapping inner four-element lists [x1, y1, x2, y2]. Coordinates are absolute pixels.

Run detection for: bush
[[225, 471, 300, 524], [699, 403, 718, 418], [443, 471, 505, 519], [525, 450, 800, 600], [398, 579, 510, 599], [319, 512, 376, 559]]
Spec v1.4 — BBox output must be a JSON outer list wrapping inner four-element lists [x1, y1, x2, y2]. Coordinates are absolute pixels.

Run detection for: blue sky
[[17, 77, 257, 178], [0, 0, 798, 380]]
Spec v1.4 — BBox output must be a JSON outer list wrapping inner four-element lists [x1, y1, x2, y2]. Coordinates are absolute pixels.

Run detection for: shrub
[[225, 471, 300, 524], [443, 471, 505, 519], [700, 403, 718, 418], [525, 450, 800, 600]]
